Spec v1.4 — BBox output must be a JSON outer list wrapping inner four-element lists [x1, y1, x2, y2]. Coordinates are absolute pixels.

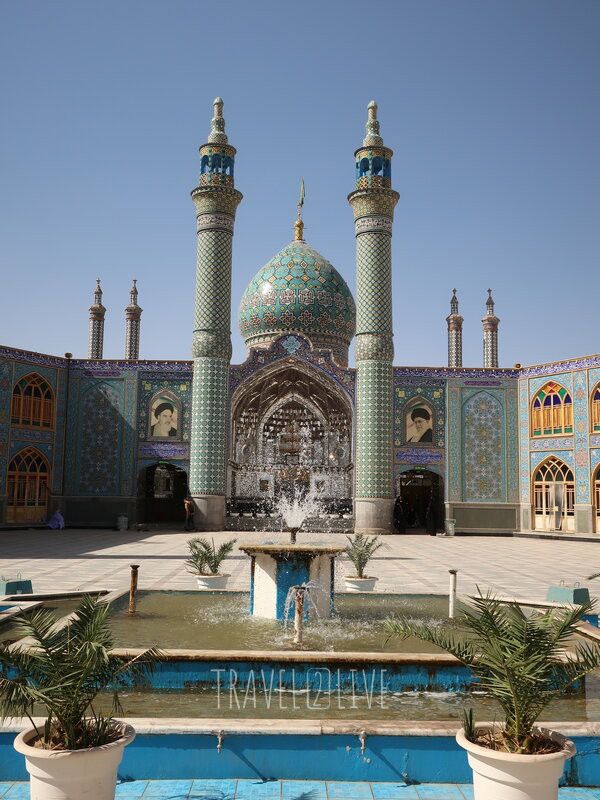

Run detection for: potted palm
[[344, 533, 382, 592], [186, 536, 237, 590], [0, 594, 158, 800], [385, 594, 600, 800]]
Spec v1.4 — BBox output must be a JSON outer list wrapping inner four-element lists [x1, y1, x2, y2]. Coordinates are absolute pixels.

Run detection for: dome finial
[[364, 100, 383, 146], [207, 96, 228, 144], [294, 177, 305, 241]]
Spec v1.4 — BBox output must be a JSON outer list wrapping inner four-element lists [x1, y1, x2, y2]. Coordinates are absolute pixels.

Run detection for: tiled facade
[[1, 101, 599, 534]]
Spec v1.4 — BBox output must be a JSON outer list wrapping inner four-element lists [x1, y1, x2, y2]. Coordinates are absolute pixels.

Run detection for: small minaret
[[88, 279, 106, 359], [446, 289, 463, 368], [124, 279, 142, 360], [482, 288, 500, 368]]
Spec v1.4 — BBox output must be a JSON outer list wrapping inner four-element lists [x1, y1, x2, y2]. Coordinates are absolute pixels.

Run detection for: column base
[[575, 504, 594, 534], [519, 503, 532, 532], [354, 497, 393, 535], [192, 495, 225, 531]]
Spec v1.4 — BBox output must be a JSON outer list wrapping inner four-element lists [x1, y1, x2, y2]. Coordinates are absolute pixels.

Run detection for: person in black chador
[[393, 496, 406, 534]]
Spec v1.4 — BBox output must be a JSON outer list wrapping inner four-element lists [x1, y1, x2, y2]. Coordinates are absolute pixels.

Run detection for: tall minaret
[[124, 279, 142, 360], [446, 289, 463, 368], [348, 101, 399, 534], [482, 288, 500, 368], [88, 279, 106, 359], [189, 98, 242, 530]]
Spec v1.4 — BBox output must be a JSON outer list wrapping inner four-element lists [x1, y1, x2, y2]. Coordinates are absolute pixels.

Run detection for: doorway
[[140, 463, 188, 524], [397, 469, 444, 534]]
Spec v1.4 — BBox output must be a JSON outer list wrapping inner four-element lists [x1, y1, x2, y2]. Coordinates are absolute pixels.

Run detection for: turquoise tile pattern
[[1, 783, 599, 799], [238, 240, 356, 351]]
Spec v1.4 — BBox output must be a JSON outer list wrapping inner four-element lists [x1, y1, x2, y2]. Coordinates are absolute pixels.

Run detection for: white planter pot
[[344, 576, 377, 593], [14, 724, 135, 800], [196, 573, 229, 590], [456, 726, 575, 800]]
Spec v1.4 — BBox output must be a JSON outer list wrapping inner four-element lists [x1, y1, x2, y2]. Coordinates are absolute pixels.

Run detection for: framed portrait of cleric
[[404, 400, 434, 445], [148, 391, 182, 440]]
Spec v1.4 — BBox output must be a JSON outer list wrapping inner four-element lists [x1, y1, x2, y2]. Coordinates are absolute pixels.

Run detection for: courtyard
[[0, 529, 597, 601]]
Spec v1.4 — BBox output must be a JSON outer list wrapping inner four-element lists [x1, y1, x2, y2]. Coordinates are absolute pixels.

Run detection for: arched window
[[531, 381, 572, 437], [200, 155, 210, 174], [591, 385, 600, 432], [371, 156, 383, 176], [6, 447, 50, 523], [359, 157, 370, 177], [11, 374, 54, 428], [533, 456, 575, 532], [211, 154, 222, 173]]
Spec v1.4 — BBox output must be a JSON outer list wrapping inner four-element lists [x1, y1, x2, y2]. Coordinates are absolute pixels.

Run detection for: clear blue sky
[[1, 0, 598, 367]]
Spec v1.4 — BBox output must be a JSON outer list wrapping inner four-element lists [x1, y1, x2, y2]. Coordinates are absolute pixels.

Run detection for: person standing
[[184, 496, 195, 532]]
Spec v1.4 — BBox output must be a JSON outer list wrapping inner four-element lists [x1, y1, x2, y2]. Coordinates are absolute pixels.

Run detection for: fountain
[[239, 489, 345, 620]]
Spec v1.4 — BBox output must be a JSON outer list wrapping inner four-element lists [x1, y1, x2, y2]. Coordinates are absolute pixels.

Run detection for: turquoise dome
[[239, 240, 356, 354]]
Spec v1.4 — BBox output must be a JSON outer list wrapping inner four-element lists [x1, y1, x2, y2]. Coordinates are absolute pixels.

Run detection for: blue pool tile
[[559, 790, 600, 799], [234, 781, 281, 800], [416, 787, 465, 800], [143, 779, 193, 798], [3, 786, 29, 800], [326, 782, 373, 799], [371, 784, 419, 799], [190, 779, 237, 799], [0, 785, 15, 798], [116, 782, 149, 798], [458, 787, 474, 800], [282, 780, 327, 799]]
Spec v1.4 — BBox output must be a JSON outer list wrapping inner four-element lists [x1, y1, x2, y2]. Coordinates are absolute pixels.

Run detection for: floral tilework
[[531, 449, 574, 472], [530, 372, 573, 395], [591, 449, 600, 473], [573, 370, 590, 503], [530, 437, 574, 451], [77, 380, 124, 495], [447, 384, 462, 501], [0, 359, 11, 488], [518, 379, 531, 503], [506, 384, 519, 502], [462, 391, 505, 503]]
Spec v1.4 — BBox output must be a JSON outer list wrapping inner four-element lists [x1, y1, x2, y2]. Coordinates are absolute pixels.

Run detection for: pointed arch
[[6, 446, 51, 523], [11, 373, 54, 428], [531, 381, 572, 437], [591, 383, 600, 432], [532, 455, 575, 532]]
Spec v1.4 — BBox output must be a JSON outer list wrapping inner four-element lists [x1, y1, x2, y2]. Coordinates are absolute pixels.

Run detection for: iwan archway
[[230, 361, 353, 510]]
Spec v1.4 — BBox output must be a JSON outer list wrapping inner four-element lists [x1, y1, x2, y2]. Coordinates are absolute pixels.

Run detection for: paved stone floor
[[0, 780, 599, 798], [0, 528, 599, 601]]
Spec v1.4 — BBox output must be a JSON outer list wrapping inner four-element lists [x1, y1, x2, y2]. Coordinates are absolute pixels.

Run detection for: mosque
[[1, 99, 599, 536]]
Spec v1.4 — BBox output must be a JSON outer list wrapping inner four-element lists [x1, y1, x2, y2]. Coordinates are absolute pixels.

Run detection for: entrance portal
[[140, 463, 188, 524], [397, 470, 444, 534]]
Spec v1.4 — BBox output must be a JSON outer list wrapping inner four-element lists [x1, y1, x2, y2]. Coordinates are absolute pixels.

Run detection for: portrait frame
[[403, 397, 435, 447], [147, 389, 182, 441]]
